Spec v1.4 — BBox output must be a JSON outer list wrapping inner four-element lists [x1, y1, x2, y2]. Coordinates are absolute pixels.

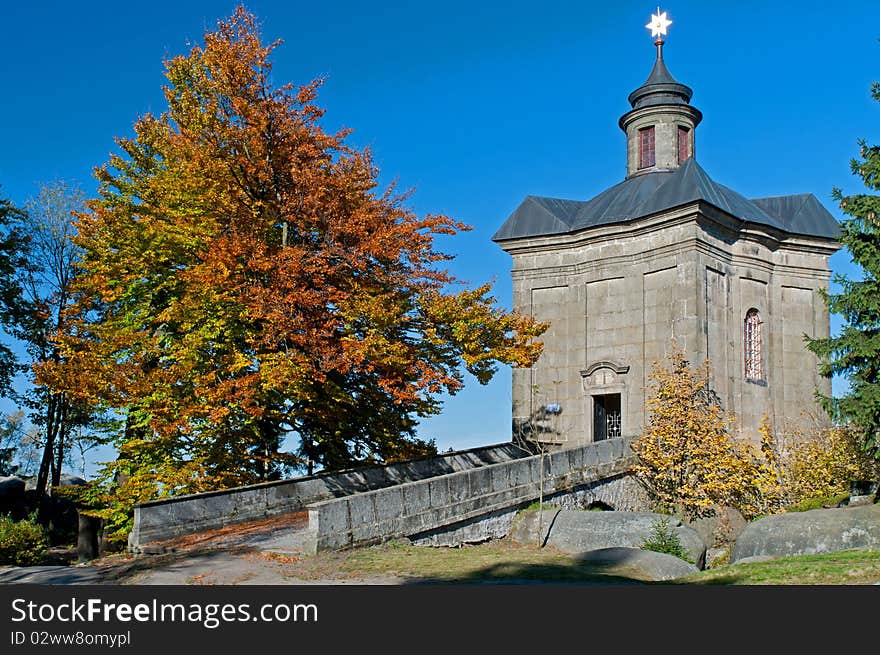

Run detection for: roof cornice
[[495, 200, 840, 257]]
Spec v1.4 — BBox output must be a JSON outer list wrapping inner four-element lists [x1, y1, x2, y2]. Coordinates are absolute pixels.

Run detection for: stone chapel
[[493, 24, 840, 448]]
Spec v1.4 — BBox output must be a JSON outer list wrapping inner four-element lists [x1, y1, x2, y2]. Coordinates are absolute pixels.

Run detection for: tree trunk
[[35, 393, 59, 500], [77, 512, 100, 562], [53, 407, 69, 488]]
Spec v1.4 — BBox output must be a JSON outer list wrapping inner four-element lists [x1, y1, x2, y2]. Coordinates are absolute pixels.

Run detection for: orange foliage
[[38, 7, 545, 537]]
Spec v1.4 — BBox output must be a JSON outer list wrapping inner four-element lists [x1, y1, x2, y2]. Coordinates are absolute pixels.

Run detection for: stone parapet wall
[[129, 442, 527, 548], [305, 436, 637, 552]]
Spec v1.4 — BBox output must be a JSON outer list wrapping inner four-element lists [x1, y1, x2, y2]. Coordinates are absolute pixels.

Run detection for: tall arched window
[[744, 308, 763, 381]]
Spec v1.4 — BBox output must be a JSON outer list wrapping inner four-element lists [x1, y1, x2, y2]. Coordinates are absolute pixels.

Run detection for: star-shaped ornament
[[646, 9, 672, 39]]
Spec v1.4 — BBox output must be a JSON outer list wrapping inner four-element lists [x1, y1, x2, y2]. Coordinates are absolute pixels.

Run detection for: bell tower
[[619, 10, 702, 178]]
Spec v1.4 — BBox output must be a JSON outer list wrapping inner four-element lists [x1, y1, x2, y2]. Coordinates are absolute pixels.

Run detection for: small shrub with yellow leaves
[[777, 425, 878, 506], [631, 347, 784, 521]]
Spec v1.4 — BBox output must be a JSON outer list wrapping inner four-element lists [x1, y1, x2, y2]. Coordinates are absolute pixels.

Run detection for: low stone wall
[[544, 474, 650, 513], [305, 436, 638, 552], [129, 442, 526, 548]]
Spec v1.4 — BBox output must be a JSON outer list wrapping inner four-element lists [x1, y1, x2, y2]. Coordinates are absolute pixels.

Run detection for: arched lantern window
[[744, 308, 764, 381]]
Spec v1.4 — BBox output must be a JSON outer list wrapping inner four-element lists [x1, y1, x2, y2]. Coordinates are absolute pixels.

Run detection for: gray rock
[[508, 509, 561, 546], [732, 504, 880, 563], [24, 474, 86, 491], [577, 547, 699, 581], [0, 476, 25, 498], [690, 506, 748, 548], [705, 546, 730, 569], [57, 474, 86, 487], [545, 510, 706, 568]]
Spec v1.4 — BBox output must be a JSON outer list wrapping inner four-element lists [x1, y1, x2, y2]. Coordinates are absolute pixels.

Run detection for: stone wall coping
[[306, 436, 637, 551], [135, 440, 523, 509]]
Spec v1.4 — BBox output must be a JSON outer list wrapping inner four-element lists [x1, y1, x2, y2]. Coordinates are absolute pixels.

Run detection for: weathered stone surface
[[705, 546, 730, 569], [731, 504, 880, 563], [690, 506, 748, 548], [130, 441, 528, 546], [577, 547, 699, 581], [545, 474, 650, 513], [58, 474, 86, 487], [546, 510, 706, 567], [411, 508, 521, 547], [508, 509, 561, 546], [846, 481, 878, 507], [302, 440, 645, 554], [0, 476, 25, 498], [501, 95, 837, 449]]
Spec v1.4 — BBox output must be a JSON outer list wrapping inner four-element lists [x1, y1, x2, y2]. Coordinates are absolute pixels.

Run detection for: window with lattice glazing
[[639, 126, 655, 169], [744, 309, 764, 381]]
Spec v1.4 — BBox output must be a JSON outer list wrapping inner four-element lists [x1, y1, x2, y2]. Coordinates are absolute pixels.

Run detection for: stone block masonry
[[304, 436, 640, 553], [129, 441, 527, 548]]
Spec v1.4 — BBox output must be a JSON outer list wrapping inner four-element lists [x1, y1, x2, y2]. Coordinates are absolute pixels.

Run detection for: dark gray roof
[[627, 48, 694, 110], [493, 158, 840, 242], [751, 194, 840, 239]]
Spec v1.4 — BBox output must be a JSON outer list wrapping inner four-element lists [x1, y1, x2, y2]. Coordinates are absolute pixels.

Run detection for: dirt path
[[0, 511, 404, 585]]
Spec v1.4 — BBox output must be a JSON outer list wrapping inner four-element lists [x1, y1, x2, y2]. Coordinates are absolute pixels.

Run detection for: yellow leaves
[[776, 425, 878, 504], [632, 347, 783, 520]]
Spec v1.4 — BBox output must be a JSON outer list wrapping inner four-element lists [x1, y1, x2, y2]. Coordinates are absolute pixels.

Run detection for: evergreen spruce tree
[[807, 82, 880, 463]]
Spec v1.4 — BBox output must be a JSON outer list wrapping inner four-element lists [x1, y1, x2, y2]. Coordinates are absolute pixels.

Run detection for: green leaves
[[806, 89, 880, 460]]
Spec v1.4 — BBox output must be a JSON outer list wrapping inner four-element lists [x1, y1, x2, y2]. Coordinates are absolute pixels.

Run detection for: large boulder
[[690, 506, 748, 548], [732, 504, 880, 563], [508, 509, 561, 546], [543, 510, 706, 567], [577, 547, 699, 582], [0, 476, 27, 520], [57, 474, 86, 487], [24, 474, 87, 491], [0, 476, 25, 498]]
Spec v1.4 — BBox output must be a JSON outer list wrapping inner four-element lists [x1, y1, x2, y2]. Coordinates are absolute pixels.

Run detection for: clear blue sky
[[0, 1, 877, 468]]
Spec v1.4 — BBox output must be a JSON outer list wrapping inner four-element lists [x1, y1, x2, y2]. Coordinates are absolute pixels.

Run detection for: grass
[[787, 493, 850, 513], [239, 539, 880, 585], [680, 549, 880, 585], [226, 539, 642, 583], [337, 539, 639, 583], [523, 501, 560, 511]]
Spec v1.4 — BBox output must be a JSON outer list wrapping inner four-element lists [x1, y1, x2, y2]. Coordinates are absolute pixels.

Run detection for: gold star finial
[[646, 7, 672, 40]]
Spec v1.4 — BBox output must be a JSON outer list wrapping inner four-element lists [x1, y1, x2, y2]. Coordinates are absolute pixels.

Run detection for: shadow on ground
[[404, 560, 653, 585]]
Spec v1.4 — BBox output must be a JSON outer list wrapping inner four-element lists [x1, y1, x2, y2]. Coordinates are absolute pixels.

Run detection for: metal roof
[[493, 158, 840, 242], [627, 48, 694, 110]]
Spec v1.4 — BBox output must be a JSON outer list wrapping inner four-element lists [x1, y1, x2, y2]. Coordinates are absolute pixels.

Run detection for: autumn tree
[[40, 7, 545, 535], [10, 181, 107, 501], [0, 190, 29, 396], [806, 81, 880, 464], [631, 347, 782, 520]]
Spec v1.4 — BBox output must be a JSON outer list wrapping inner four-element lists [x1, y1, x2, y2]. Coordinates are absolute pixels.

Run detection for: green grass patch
[[679, 549, 880, 585], [339, 540, 639, 583], [231, 536, 880, 585], [523, 502, 560, 511], [787, 493, 850, 513]]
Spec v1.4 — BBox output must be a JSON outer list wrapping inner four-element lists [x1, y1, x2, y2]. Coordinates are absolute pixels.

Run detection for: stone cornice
[[511, 234, 833, 284]]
